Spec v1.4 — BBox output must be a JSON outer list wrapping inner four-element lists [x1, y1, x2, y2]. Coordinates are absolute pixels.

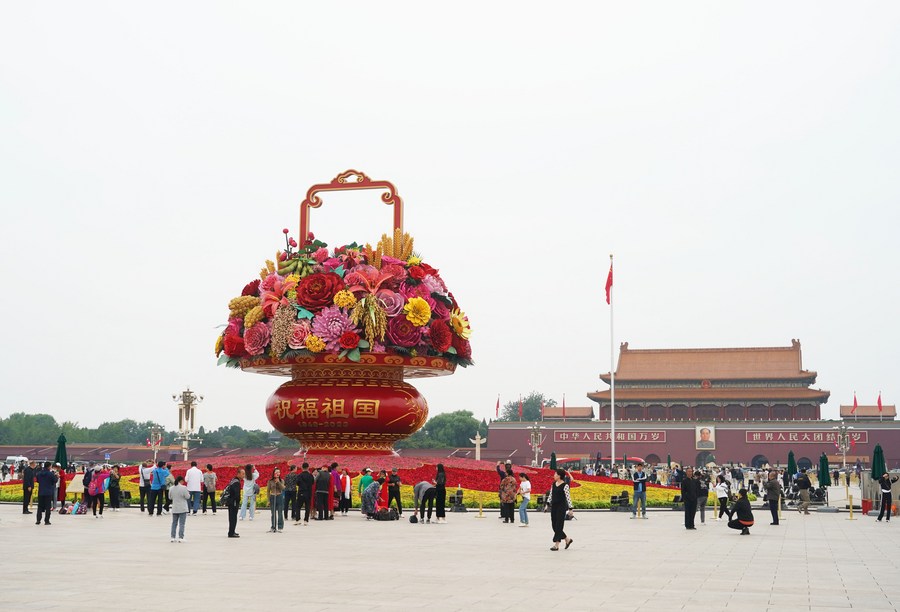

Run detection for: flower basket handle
[[300, 170, 403, 244]]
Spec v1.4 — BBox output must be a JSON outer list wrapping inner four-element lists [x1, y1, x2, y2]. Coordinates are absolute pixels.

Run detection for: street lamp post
[[173, 387, 204, 462], [149, 426, 163, 463], [833, 422, 855, 503], [527, 423, 545, 467]]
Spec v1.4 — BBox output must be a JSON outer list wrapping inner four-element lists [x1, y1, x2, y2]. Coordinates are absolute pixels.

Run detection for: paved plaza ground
[[1, 501, 899, 612]]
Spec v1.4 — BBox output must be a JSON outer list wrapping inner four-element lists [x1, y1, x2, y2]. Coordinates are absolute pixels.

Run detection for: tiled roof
[[542, 406, 594, 418], [599, 339, 816, 382], [588, 387, 830, 403], [839, 405, 897, 418]]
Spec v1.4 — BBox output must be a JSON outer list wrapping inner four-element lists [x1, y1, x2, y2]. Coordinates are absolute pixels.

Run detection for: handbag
[[253, 482, 260, 495]]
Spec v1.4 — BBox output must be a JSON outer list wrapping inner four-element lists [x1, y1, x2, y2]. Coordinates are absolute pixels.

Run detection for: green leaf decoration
[[348, 348, 361, 362], [447, 346, 458, 355], [293, 305, 315, 320], [339, 349, 348, 359], [432, 292, 453, 307], [357, 339, 370, 349], [333, 264, 345, 278], [217, 354, 230, 366]]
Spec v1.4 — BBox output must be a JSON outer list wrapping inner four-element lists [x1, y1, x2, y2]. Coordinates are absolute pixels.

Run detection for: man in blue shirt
[[631, 462, 648, 519], [148, 460, 170, 516], [35, 462, 58, 525]]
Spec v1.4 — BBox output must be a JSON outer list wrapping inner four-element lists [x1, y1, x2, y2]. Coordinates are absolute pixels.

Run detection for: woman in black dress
[[549, 468, 574, 551]]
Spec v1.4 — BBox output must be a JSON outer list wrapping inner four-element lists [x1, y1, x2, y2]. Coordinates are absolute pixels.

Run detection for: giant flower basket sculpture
[[215, 171, 472, 454]]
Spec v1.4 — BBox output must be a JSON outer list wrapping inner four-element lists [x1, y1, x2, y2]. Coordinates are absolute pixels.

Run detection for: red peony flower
[[339, 331, 360, 350], [241, 279, 261, 297], [429, 319, 452, 352], [451, 334, 471, 359], [419, 262, 439, 277], [387, 316, 423, 348], [223, 333, 247, 357], [408, 265, 426, 280], [296, 272, 343, 311]]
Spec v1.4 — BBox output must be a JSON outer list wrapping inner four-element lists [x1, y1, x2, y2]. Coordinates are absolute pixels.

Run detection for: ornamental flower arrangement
[[215, 228, 473, 367]]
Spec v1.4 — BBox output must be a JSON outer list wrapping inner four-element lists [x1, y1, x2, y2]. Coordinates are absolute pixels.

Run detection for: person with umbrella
[[876, 472, 899, 522]]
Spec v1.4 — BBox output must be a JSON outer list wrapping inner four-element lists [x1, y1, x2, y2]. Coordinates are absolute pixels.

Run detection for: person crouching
[[726, 488, 755, 535]]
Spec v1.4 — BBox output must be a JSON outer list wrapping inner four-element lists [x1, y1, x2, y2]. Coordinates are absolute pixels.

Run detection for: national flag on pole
[[562, 393, 566, 419], [518, 396, 523, 421], [495, 395, 499, 418], [851, 393, 857, 414], [877, 392, 883, 412], [605, 261, 613, 305]]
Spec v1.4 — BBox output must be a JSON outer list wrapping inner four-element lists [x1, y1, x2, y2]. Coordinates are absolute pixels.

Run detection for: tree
[[395, 410, 487, 449], [496, 392, 557, 422]]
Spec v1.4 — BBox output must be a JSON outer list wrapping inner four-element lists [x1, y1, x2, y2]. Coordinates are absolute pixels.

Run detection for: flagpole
[[609, 254, 616, 471]]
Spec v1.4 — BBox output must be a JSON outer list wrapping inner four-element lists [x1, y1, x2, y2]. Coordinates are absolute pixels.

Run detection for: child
[[169, 476, 191, 542]]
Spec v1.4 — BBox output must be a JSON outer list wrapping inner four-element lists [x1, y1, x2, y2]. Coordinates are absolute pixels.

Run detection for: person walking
[[517, 473, 531, 527], [296, 463, 314, 525], [681, 467, 700, 530], [148, 460, 169, 517], [239, 464, 259, 521], [34, 462, 58, 525], [387, 468, 403, 516], [22, 460, 35, 515], [139, 460, 153, 513], [107, 465, 121, 512], [339, 468, 352, 516], [631, 462, 648, 519], [89, 465, 110, 518], [225, 467, 243, 538], [499, 466, 517, 524], [434, 463, 447, 524], [876, 472, 899, 522], [169, 476, 191, 542], [726, 488, 755, 535], [267, 467, 285, 532], [548, 469, 574, 551], [201, 464, 217, 515], [282, 465, 298, 523], [763, 470, 783, 525], [696, 470, 710, 525], [185, 461, 203, 516], [414, 481, 437, 523], [714, 475, 730, 521], [795, 468, 812, 515]]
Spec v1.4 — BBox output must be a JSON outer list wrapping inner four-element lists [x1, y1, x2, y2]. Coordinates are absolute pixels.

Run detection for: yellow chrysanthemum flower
[[450, 308, 471, 339], [305, 334, 326, 353], [404, 296, 432, 327], [214, 334, 224, 357], [407, 256, 421, 266], [333, 290, 357, 309]]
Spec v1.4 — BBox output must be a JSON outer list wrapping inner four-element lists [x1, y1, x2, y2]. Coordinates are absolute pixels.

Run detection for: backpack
[[219, 482, 234, 507], [82, 471, 92, 487], [374, 507, 399, 521]]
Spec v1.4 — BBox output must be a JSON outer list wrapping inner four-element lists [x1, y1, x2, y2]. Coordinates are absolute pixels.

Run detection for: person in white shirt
[[139, 461, 154, 513], [517, 473, 532, 526], [184, 461, 204, 516]]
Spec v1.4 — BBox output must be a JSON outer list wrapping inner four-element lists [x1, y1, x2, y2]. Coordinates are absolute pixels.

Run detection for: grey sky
[[1, 3, 898, 432]]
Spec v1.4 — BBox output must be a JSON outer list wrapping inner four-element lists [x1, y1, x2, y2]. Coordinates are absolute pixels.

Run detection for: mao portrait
[[696, 426, 716, 450]]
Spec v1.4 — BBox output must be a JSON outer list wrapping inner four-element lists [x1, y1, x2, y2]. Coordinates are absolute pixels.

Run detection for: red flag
[[146, 438, 151, 447], [518, 396, 523, 421], [562, 393, 566, 419], [605, 262, 613, 305], [495, 395, 499, 418], [877, 392, 883, 412], [851, 393, 857, 414]]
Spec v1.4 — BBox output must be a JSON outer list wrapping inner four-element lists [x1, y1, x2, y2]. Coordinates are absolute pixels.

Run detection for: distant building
[[488, 340, 900, 470]]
